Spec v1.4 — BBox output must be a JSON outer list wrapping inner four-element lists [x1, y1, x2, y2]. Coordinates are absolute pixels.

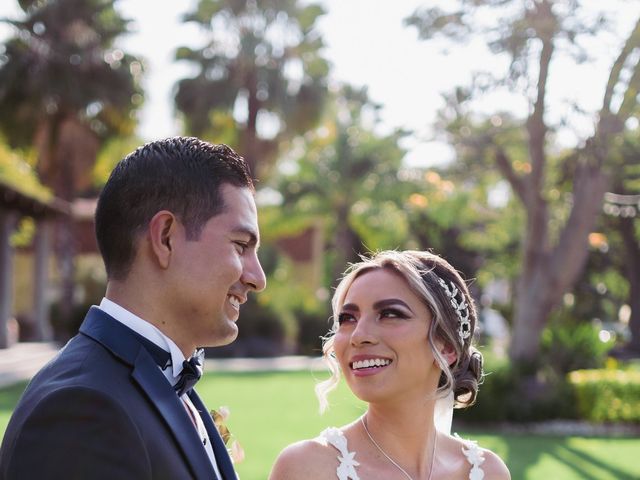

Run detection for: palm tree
[[175, 0, 329, 178], [274, 85, 407, 284]]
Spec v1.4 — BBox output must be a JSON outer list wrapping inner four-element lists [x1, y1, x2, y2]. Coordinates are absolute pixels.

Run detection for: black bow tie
[[174, 348, 205, 397]]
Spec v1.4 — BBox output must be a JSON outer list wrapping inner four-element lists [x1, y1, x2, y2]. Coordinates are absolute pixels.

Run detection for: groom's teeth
[[229, 296, 240, 308], [352, 358, 391, 370]]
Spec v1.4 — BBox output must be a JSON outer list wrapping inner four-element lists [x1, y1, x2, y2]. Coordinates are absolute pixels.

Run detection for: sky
[[1, 1, 640, 167]]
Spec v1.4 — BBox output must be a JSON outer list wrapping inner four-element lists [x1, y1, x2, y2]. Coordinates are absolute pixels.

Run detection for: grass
[[2, 371, 639, 480]]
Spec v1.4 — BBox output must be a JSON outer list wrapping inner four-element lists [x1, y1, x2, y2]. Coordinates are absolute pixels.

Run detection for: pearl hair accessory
[[436, 277, 471, 344]]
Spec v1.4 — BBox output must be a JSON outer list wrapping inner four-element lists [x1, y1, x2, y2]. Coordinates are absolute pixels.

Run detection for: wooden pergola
[[0, 181, 70, 348]]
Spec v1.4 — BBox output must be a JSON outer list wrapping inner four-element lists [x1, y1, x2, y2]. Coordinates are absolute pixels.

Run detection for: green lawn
[[1, 371, 639, 479]]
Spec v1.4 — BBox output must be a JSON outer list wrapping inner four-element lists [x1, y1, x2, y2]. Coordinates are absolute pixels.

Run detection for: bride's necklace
[[360, 415, 437, 480]]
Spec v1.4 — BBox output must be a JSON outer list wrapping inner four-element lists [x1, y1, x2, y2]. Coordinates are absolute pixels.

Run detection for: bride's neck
[[367, 401, 435, 439], [365, 400, 437, 475]]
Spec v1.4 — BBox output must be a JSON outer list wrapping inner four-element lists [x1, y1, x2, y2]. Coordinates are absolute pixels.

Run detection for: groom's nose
[[242, 250, 266, 292]]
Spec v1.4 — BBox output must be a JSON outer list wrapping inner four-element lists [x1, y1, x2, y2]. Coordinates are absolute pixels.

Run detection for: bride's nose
[[350, 316, 378, 347]]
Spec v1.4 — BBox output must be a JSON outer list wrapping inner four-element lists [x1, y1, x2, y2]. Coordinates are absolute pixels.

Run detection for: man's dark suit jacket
[[0, 307, 237, 480]]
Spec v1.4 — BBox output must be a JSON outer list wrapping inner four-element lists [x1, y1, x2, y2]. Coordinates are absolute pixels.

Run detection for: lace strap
[[454, 433, 485, 480], [319, 428, 361, 480]]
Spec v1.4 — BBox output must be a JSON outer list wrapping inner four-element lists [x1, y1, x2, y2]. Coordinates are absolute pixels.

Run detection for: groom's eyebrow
[[232, 225, 259, 249]]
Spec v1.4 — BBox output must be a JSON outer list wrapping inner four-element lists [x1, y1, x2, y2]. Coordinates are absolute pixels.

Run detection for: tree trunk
[[619, 216, 640, 351], [34, 114, 99, 338], [506, 3, 557, 364], [510, 261, 553, 363], [243, 71, 260, 178], [510, 158, 609, 364], [331, 204, 361, 287]]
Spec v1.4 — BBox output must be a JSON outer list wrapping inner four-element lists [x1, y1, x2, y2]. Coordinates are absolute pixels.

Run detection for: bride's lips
[[349, 354, 393, 377]]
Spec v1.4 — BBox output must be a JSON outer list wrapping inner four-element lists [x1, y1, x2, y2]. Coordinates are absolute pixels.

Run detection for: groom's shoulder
[[38, 332, 120, 377], [23, 331, 130, 405], [269, 437, 336, 480]]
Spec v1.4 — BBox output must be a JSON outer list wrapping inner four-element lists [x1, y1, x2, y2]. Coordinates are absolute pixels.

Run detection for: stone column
[[0, 209, 18, 348], [33, 219, 53, 341]]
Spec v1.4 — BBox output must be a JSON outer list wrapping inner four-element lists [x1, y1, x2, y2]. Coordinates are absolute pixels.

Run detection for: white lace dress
[[319, 427, 485, 480]]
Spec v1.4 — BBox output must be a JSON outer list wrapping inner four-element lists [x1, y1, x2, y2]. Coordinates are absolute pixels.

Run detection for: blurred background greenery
[[1, 370, 638, 480], [0, 0, 639, 477]]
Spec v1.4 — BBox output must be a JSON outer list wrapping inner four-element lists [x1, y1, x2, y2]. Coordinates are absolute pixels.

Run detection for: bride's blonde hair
[[315, 250, 483, 413]]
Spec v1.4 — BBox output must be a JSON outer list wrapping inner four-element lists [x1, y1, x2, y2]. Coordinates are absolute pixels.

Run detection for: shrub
[[541, 321, 613, 374], [456, 361, 577, 423], [456, 361, 514, 422], [568, 369, 640, 423]]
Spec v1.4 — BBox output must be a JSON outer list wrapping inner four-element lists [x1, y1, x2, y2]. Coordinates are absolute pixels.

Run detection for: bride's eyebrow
[[372, 299, 414, 313], [341, 299, 414, 314], [340, 303, 359, 312]]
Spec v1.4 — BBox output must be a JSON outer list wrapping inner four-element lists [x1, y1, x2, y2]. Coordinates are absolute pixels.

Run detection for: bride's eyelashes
[[379, 308, 409, 319], [337, 312, 356, 325], [337, 308, 410, 326]]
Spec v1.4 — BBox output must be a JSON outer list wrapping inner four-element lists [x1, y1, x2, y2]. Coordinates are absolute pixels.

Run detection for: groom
[[0, 137, 266, 479]]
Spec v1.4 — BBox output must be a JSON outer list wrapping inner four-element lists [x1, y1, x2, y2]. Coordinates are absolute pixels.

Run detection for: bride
[[270, 250, 510, 479]]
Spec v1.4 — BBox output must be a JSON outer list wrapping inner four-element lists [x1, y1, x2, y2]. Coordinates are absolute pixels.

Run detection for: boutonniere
[[210, 407, 245, 463]]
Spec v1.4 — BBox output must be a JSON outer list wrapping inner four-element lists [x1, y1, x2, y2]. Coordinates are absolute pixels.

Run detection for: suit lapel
[[131, 355, 216, 479], [189, 390, 238, 480], [79, 307, 216, 480]]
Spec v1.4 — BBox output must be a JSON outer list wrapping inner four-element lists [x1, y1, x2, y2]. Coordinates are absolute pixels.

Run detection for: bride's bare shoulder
[[446, 433, 511, 480], [480, 448, 511, 480], [268, 435, 339, 480]]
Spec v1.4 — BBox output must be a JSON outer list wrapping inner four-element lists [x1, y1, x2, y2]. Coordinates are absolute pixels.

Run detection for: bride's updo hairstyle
[[316, 250, 483, 413]]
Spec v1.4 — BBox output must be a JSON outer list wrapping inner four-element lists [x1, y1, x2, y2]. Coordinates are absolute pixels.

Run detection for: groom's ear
[[148, 210, 177, 269]]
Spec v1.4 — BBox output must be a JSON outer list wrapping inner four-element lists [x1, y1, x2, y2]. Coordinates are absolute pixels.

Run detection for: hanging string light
[[603, 192, 640, 217]]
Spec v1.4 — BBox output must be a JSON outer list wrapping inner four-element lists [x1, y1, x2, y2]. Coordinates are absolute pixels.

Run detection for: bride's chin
[[347, 386, 390, 404]]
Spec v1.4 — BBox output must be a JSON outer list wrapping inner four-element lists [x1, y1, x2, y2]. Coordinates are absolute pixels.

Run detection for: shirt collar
[[99, 298, 189, 381]]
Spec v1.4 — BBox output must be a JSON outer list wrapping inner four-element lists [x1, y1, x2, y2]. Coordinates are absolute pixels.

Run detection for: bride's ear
[[439, 342, 457, 367]]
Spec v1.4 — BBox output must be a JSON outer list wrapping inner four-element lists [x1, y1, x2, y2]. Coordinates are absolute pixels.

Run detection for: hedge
[[568, 369, 640, 423]]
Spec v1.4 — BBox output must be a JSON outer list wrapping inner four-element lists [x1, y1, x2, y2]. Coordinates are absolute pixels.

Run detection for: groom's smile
[[225, 292, 246, 319]]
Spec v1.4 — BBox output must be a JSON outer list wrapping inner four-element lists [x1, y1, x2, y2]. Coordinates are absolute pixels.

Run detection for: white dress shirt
[[99, 298, 222, 480]]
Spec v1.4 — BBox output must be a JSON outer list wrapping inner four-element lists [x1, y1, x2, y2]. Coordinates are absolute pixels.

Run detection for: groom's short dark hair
[[95, 137, 253, 281]]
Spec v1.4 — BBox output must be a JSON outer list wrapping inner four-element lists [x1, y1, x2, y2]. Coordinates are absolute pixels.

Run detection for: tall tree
[[0, 0, 143, 332], [407, 106, 528, 301], [407, 1, 640, 364], [273, 85, 408, 284], [602, 133, 640, 353], [174, 0, 329, 178]]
